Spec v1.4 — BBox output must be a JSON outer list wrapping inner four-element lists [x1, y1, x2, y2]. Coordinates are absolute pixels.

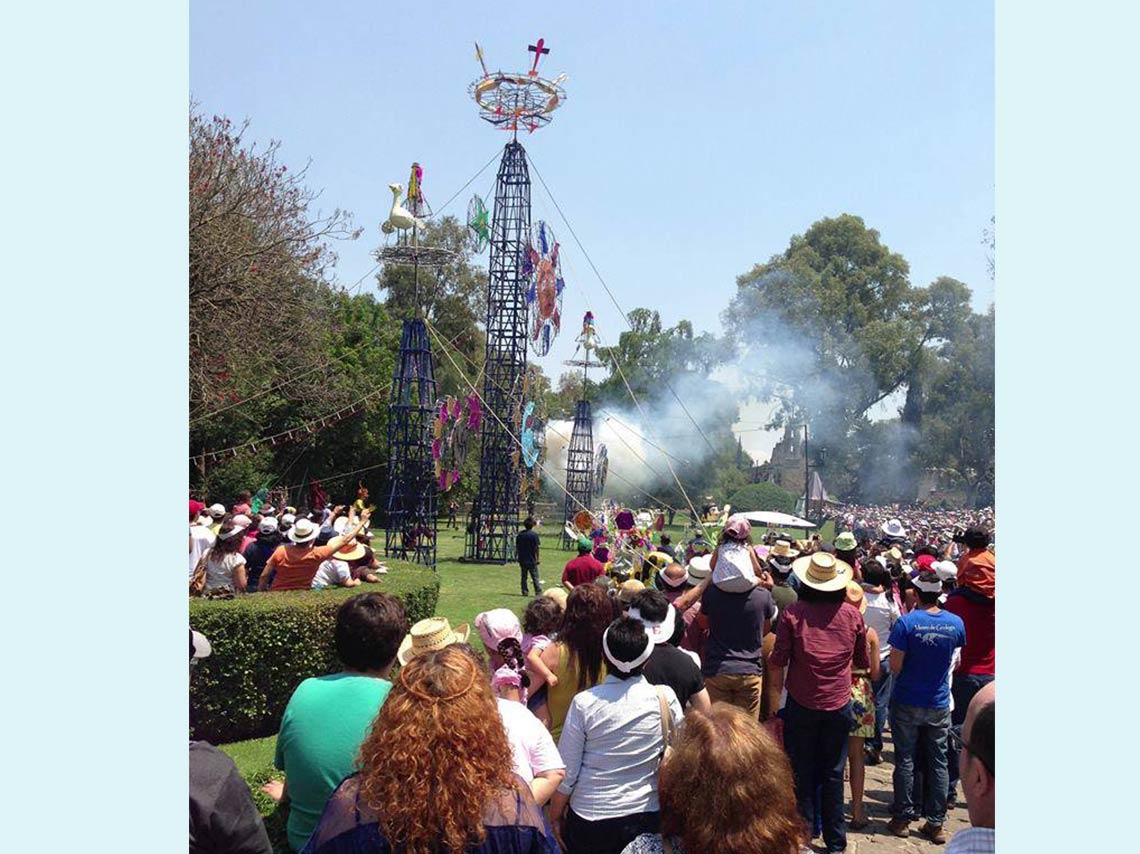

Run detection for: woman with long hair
[[623, 704, 807, 854], [203, 521, 248, 593], [539, 584, 612, 739], [300, 646, 555, 854]]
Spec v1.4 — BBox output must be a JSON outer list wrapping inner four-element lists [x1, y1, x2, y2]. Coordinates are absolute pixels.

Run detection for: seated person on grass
[[265, 593, 409, 853]]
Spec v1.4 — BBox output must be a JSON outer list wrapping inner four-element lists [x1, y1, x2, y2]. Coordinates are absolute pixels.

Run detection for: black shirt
[[516, 529, 541, 567], [190, 741, 272, 854], [643, 643, 705, 710]]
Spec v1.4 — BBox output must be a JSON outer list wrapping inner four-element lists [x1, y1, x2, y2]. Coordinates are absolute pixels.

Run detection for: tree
[[727, 482, 797, 515], [917, 306, 995, 506], [724, 215, 925, 451], [189, 109, 361, 427], [376, 216, 487, 400]]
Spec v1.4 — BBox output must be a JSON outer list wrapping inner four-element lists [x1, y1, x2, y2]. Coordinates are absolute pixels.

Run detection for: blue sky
[[191, 0, 993, 462]]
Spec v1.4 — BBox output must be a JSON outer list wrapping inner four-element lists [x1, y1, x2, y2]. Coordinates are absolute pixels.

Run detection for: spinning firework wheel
[[432, 395, 483, 491], [594, 444, 608, 497], [467, 194, 490, 253], [525, 221, 564, 356]]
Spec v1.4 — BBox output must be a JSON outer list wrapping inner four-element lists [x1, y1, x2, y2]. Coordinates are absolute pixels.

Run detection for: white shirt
[[190, 524, 215, 577], [204, 551, 245, 591], [311, 558, 351, 589], [496, 698, 564, 783], [557, 675, 682, 820], [863, 589, 900, 660]]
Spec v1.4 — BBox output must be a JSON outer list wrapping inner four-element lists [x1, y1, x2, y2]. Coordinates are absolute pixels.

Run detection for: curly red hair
[[659, 704, 805, 854], [357, 646, 516, 854]]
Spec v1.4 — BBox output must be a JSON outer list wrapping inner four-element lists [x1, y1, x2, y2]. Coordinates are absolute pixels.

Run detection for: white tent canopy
[[740, 510, 817, 530]]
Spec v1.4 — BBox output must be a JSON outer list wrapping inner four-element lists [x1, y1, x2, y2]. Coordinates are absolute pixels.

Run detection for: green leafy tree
[[725, 215, 924, 449], [727, 482, 798, 515]]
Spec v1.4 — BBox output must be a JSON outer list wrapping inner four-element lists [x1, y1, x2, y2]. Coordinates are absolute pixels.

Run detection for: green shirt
[[275, 673, 392, 851]]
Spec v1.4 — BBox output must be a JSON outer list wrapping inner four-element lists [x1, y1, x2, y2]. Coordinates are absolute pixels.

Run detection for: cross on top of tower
[[528, 38, 550, 76]]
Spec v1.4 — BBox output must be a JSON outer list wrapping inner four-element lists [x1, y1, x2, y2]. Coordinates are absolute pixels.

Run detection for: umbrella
[[739, 510, 817, 530]]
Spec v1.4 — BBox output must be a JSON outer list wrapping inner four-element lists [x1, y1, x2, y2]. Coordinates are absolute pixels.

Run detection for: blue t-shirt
[[888, 609, 966, 709]]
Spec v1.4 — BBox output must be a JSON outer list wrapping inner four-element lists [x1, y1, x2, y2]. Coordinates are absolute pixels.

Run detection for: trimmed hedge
[[190, 562, 439, 744]]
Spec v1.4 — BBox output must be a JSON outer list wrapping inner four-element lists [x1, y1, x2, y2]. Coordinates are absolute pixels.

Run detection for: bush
[[190, 563, 439, 744], [727, 482, 797, 515]]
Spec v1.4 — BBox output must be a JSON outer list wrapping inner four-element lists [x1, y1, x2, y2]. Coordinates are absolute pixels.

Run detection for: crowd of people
[[190, 502, 995, 854], [189, 491, 389, 597]]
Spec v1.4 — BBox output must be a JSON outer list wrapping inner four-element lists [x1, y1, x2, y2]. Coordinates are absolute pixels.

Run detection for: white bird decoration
[[381, 182, 429, 235]]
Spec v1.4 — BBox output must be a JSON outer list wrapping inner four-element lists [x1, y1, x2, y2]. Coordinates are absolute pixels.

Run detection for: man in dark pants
[[769, 553, 867, 853], [516, 517, 542, 595]]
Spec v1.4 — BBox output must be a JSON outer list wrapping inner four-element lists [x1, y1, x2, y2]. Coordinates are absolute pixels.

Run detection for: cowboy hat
[[686, 554, 712, 584], [881, 518, 906, 538], [834, 531, 858, 552], [617, 579, 646, 605], [770, 539, 800, 559], [397, 617, 470, 666], [334, 542, 366, 562], [791, 552, 853, 592], [659, 561, 689, 588], [288, 518, 321, 544]]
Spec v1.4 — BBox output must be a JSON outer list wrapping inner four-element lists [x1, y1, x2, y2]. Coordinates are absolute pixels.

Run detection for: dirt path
[[821, 738, 972, 853]]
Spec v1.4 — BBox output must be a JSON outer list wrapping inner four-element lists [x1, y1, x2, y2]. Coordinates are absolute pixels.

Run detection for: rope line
[[526, 151, 719, 458]]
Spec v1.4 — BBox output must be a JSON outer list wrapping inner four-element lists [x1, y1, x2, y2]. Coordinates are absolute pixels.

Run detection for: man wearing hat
[[942, 552, 993, 810], [260, 510, 370, 591], [886, 570, 966, 844], [562, 538, 606, 590], [954, 527, 995, 598], [768, 539, 801, 591], [241, 516, 281, 592], [207, 503, 227, 535], [769, 552, 869, 854], [273, 594, 409, 852], [190, 629, 273, 854]]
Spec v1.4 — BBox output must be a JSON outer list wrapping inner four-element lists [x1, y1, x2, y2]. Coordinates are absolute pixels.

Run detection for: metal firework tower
[[562, 311, 604, 546], [464, 40, 567, 562], [379, 163, 455, 567]]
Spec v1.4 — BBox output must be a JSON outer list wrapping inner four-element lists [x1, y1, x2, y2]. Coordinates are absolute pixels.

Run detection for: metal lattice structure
[[385, 318, 438, 567], [464, 141, 532, 562], [562, 399, 595, 547]]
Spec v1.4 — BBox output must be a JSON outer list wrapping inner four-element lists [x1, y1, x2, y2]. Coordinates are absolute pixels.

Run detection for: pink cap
[[723, 514, 751, 540], [474, 609, 523, 652]]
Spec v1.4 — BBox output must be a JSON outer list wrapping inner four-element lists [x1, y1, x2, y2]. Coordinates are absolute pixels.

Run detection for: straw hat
[[617, 579, 646, 605], [845, 581, 867, 613], [770, 540, 800, 559], [334, 542, 366, 562], [791, 552, 853, 592], [288, 518, 320, 544], [397, 617, 470, 665]]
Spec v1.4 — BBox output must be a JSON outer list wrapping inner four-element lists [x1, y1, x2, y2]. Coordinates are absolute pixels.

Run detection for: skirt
[[850, 672, 875, 738]]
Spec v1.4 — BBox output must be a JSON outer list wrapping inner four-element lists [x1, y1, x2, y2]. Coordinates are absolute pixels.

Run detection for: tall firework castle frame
[[464, 39, 567, 562], [379, 163, 455, 568]]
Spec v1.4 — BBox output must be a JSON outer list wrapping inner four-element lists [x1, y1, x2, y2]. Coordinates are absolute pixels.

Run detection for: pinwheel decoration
[[431, 395, 483, 491], [467, 194, 490, 253], [594, 444, 608, 497], [524, 221, 564, 356]]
